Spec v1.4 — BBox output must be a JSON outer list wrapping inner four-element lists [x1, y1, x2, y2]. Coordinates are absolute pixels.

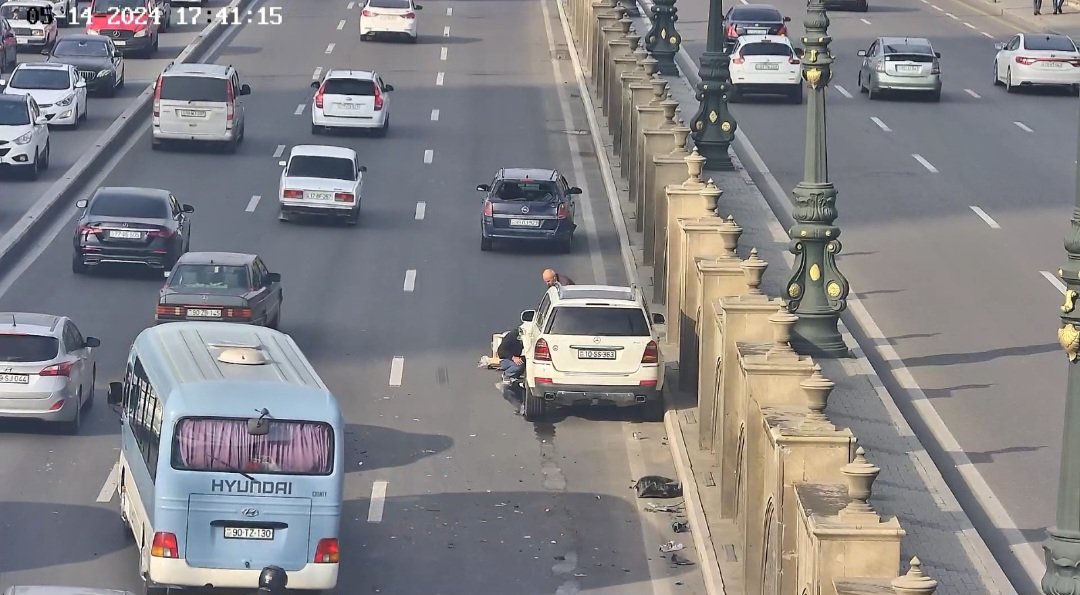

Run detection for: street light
[[687, 0, 736, 171], [1041, 98, 1080, 595], [782, 0, 850, 358]]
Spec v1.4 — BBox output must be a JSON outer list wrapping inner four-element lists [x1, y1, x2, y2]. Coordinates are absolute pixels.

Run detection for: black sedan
[[724, 4, 790, 43], [45, 34, 125, 97], [72, 186, 193, 275], [156, 252, 284, 328], [478, 167, 581, 253]]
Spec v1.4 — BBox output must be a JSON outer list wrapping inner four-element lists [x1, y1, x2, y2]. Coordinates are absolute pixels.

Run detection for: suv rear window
[[739, 42, 791, 56], [159, 76, 229, 102], [730, 8, 782, 20], [89, 193, 169, 219], [323, 78, 376, 95], [545, 306, 650, 336], [368, 0, 410, 7], [0, 335, 60, 362], [1024, 35, 1077, 51]]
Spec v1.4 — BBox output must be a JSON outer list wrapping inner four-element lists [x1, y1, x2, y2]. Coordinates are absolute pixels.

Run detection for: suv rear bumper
[[76, 246, 171, 269], [530, 382, 660, 408]]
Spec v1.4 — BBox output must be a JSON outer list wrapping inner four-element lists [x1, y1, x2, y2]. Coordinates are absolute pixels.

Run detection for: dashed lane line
[[367, 481, 389, 522], [347, 1, 355, 8], [860, 17, 871, 24], [388, 357, 405, 386], [403, 269, 416, 292], [869, 116, 891, 132], [931, 5, 943, 10], [312, 66, 322, 80], [325, 43, 336, 54], [430, 108, 440, 121], [436, 71, 445, 86], [1043, 270, 1068, 294], [423, 149, 434, 164], [834, 84, 852, 98], [443, 25, 450, 36], [273, 144, 285, 158], [1014, 121, 1033, 132], [945, 11, 958, 18], [415, 201, 426, 220], [446, 6, 452, 15], [912, 153, 938, 173], [964, 22, 977, 29], [981, 31, 994, 38], [969, 206, 1001, 229], [294, 104, 306, 115], [96, 461, 120, 503], [337, 19, 346, 30], [440, 46, 448, 60], [965, 88, 981, 98], [245, 195, 262, 212]]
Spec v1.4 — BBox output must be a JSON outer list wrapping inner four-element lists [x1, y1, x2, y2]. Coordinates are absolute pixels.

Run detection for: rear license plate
[[108, 230, 142, 240], [897, 65, 920, 72], [305, 191, 334, 201], [177, 109, 205, 117], [335, 102, 361, 110], [186, 308, 222, 318], [747, 28, 767, 34], [0, 373, 29, 384], [755, 63, 780, 70], [224, 527, 274, 540], [1043, 61, 1065, 67], [577, 349, 616, 360], [509, 219, 541, 227]]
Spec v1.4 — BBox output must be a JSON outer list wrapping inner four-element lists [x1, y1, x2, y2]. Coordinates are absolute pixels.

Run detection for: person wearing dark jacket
[[542, 268, 575, 287], [497, 327, 526, 381]]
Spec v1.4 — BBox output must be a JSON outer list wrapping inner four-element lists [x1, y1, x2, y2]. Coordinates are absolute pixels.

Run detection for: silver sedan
[[857, 36, 943, 101]]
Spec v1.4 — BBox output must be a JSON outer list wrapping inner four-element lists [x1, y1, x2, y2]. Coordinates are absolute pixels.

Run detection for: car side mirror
[[994, 42, 1005, 50], [384, 84, 394, 92], [857, 49, 867, 57], [41, 48, 51, 55], [163, 270, 171, 279], [113, 50, 121, 58], [477, 184, 491, 192], [414, 3, 423, 8], [182, 203, 194, 213], [35, 116, 47, 125], [358, 165, 368, 172], [520, 309, 536, 323], [934, 51, 941, 58], [783, 15, 791, 21], [74, 79, 86, 88], [310, 80, 320, 89], [794, 47, 804, 57], [568, 186, 583, 194], [75, 199, 88, 209], [651, 313, 666, 325], [267, 272, 281, 283], [107, 381, 123, 406], [84, 336, 101, 348], [240, 83, 251, 95]]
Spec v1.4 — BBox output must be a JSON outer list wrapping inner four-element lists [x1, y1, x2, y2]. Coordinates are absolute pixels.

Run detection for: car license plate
[[0, 373, 29, 384], [897, 65, 920, 72], [186, 308, 222, 318], [1043, 61, 1065, 68], [747, 28, 767, 34], [224, 527, 274, 540], [336, 102, 360, 110], [108, 230, 142, 240], [509, 219, 541, 227], [178, 109, 205, 117], [577, 349, 616, 360], [15, 37, 27, 44], [305, 191, 334, 201], [755, 63, 780, 70], [114, 40, 126, 46]]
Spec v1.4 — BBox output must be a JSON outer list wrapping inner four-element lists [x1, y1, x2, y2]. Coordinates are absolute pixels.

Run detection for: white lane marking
[[96, 461, 120, 503], [273, 144, 286, 158], [965, 88, 981, 98], [436, 71, 445, 86], [739, 0, 748, 4], [919, 0, 929, 3], [969, 206, 1001, 229], [1014, 121, 1034, 132], [860, 17, 871, 24], [945, 11, 958, 18], [347, 1, 355, 8], [1043, 270, 1068, 294], [325, 42, 336, 54], [446, 6, 452, 15], [931, 4, 943, 10], [869, 116, 891, 132], [312, 66, 323, 80], [430, 108, 440, 121], [423, 149, 434, 164], [912, 153, 938, 173], [440, 46, 448, 60], [389, 357, 405, 386], [963, 22, 977, 29], [367, 481, 389, 522], [834, 84, 852, 98], [403, 269, 417, 292], [337, 19, 346, 30], [245, 195, 262, 213], [443, 24, 450, 36], [294, 103, 306, 115], [415, 201, 426, 220], [981, 31, 995, 39]]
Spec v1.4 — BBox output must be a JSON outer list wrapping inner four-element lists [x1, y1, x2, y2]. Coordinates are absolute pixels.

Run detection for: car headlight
[[56, 94, 73, 107], [98, 69, 111, 76], [13, 131, 33, 145], [134, 28, 147, 37], [32, 29, 43, 36]]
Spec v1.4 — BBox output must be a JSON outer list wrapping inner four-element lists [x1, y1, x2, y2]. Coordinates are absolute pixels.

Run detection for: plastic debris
[[574, 573, 587, 577], [670, 553, 694, 566], [634, 476, 683, 498], [478, 356, 492, 368], [659, 541, 685, 553], [671, 521, 689, 533], [644, 501, 685, 513]]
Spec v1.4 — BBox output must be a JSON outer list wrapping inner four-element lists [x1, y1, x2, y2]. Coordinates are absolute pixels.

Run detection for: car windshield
[[730, 8, 781, 20], [88, 193, 169, 218], [0, 5, 41, 19], [93, 0, 144, 14], [492, 180, 559, 201], [1024, 35, 1077, 51], [52, 39, 110, 57], [159, 76, 229, 102], [323, 78, 376, 95], [0, 100, 30, 126], [168, 264, 250, 290], [739, 42, 791, 56], [0, 335, 59, 362], [9, 69, 70, 91], [545, 306, 651, 336], [171, 417, 335, 475], [286, 155, 356, 180], [368, 0, 411, 8]]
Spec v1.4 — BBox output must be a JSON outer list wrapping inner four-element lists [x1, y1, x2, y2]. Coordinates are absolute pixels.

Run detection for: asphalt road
[[0, 0, 704, 592], [0, 0, 230, 235], [675, 0, 1080, 587]]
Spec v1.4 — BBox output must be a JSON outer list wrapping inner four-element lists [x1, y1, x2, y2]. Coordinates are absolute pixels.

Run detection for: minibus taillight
[[151, 532, 178, 558], [314, 538, 339, 563]]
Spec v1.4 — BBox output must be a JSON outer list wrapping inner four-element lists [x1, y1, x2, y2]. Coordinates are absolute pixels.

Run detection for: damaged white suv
[[518, 283, 666, 421]]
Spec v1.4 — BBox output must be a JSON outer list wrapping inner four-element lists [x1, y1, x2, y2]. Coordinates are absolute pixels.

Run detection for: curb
[[0, 0, 259, 275]]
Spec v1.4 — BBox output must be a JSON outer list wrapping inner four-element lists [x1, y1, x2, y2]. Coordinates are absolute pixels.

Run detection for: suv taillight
[[403, 10, 415, 18], [314, 538, 339, 563], [373, 84, 383, 111], [314, 82, 326, 109], [483, 199, 493, 217], [776, 25, 787, 36], [641, 341, 658, 364], [40, 361, 73, 377], [225, 80, 235, 123], [361, 8, 374, 16], [152, 76, 162, 117], [534, 338, 551, 361]]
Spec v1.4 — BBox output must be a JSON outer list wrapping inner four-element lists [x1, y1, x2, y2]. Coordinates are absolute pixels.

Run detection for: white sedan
[[0, 93, 50, 179], [2, 62, 88, 127], [278, 145, 366, 225], [0, 0, 58, 48], [359, 0, 422, 42], [728, 35, 803, 103], [994, 32, 1080, 92]]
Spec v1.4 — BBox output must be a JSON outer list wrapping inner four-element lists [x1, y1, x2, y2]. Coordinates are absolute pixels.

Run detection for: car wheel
[[1006, 68, 1017, 93], [790, 84, 803, 104], [556, 233, 573, 254], [409, 34, 418, 43], [857, 0, 868, 10], [86, 365, 96, 407], [104, 78, 117, 97], [639, 395, 665, 422], [151, 137, 163, 151], [867, 81, 877, 100], [224, 136, 238, 154], [993, 62, 1003, 86], [117, 69, 125, 89], [929, 89, 941, 102], [39, 141, 50, 170], [480, 235, 493, 251], [61, 391, 82, 435], [25, 151, 40, 180], [311, 123, 321, 135], [278, 209, 292, 223], [119, 483, 132, 532], [375, 116, 389, 137], [345, 206, 360, 226], [521, 387, 545, 421], [727, 84, 740, 103], [71, 252, 88, 274], [70, 107, 80, 129], [268, 307, 281, 329], [81, 99, 89, 120]]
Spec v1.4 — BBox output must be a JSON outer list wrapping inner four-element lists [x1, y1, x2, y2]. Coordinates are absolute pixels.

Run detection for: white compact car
[[0, 93, 50, 179], [310, 69, 394, 136], [2, 62, 88, 127], [994, 32, 1080, 92], [728, 35, 803, 102], [359, 0, 422, 42], [278, 145, 366, 225], [0, 0, 58, 47], [517, 284, 667, 421]]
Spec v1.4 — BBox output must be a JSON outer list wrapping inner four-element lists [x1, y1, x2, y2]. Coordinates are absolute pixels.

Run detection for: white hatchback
[[729, 35, 803, 102], [359, 0, 422, 42], [0, 93, 50, 179], [0, 0, 58, 48], [310, 70, 394, 136], [278, 145, 366, 225], [994, 32, 1080, 92], [1, 62, 87, 127]]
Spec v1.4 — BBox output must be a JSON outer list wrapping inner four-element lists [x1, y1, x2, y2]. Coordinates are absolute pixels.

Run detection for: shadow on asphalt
[[345, 422, 453, 472], [0, 501, 131, 573]]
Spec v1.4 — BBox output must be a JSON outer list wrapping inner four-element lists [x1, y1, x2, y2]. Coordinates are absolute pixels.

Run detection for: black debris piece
[[634, 475, 683, 498], [670, 553, 695, 566], [671, 520, 689, 533]]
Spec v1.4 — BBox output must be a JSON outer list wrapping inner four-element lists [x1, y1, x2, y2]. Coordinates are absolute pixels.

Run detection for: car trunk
[[185, 494, 312, 572], [884, 53, 934, 76], [738, 45, 795, 81], [364, 5, 412, 27], [83, 216, 170, 247], [540, 306, 652, 374], [283, 176, 356, 204], [490, 199, 560, 231], [321, 79, 377, 119]]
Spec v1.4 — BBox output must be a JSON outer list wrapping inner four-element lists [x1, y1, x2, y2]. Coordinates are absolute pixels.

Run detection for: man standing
[[542, 268, 575, 287]]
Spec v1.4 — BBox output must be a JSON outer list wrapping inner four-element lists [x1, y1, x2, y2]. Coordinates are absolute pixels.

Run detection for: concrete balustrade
[[605, 23, 636, 140], [619, 46, 652, 182], [630, 77, 668, 208]]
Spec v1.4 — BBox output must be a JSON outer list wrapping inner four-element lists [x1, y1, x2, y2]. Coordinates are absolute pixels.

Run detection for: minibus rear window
[[171, 417, 334, 475]]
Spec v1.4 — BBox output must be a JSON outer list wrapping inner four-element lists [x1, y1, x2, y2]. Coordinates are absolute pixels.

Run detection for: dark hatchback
[[479, 168, 581, 253], [156, 252, 283, 328], [45, 35, 124, 96], [724, 5, 790, 43], [71, 187, 193, 275]]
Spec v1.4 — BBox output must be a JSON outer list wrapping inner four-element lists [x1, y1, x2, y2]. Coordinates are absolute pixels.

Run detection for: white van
[[151, 63, 250, 152], [0, 0, 58, 48]]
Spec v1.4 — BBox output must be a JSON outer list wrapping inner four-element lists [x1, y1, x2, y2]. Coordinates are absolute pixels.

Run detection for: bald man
[[542, 269, 575, 287]]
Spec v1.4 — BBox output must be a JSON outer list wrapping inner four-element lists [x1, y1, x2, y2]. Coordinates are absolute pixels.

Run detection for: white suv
[[518, 284, 666, 421]]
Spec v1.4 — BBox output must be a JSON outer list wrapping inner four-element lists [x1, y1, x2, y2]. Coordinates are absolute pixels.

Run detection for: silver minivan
[[151, 63, 251, 152]]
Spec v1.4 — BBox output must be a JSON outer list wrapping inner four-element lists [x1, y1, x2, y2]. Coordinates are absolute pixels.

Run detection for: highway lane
[[0, 0, 703, 592], [672, 0, 1080, 586], [0, 0, 230, 235]]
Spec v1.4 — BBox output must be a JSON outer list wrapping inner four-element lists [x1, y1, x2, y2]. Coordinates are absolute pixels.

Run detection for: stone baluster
[[652, 148, 704, 302]]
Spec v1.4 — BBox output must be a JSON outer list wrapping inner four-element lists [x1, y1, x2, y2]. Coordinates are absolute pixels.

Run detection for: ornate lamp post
[[643, 0, 681, 74], [1042, 95, 1080, 595], [783, 0, 850, 358], [688, 0, 736, 171]]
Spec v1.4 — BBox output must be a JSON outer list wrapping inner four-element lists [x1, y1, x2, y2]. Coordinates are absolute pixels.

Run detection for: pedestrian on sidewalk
[[1053, 0, 1064, 15], [1035, 0, 1043, 15]]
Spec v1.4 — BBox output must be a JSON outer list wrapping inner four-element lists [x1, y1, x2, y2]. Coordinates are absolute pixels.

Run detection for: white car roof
[[14, 62, 72, 70], [3, 0, 54, 6], [551, 284, 641, 306], [325, 69, 376, 80], [289, 144, 357, 159], [736, 35, 792, 46]]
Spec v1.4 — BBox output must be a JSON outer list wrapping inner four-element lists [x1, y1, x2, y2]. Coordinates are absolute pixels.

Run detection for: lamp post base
[[790, 313, 851, 359], [695, 144, 734, 171], [1043, 527, 1080, 594]]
